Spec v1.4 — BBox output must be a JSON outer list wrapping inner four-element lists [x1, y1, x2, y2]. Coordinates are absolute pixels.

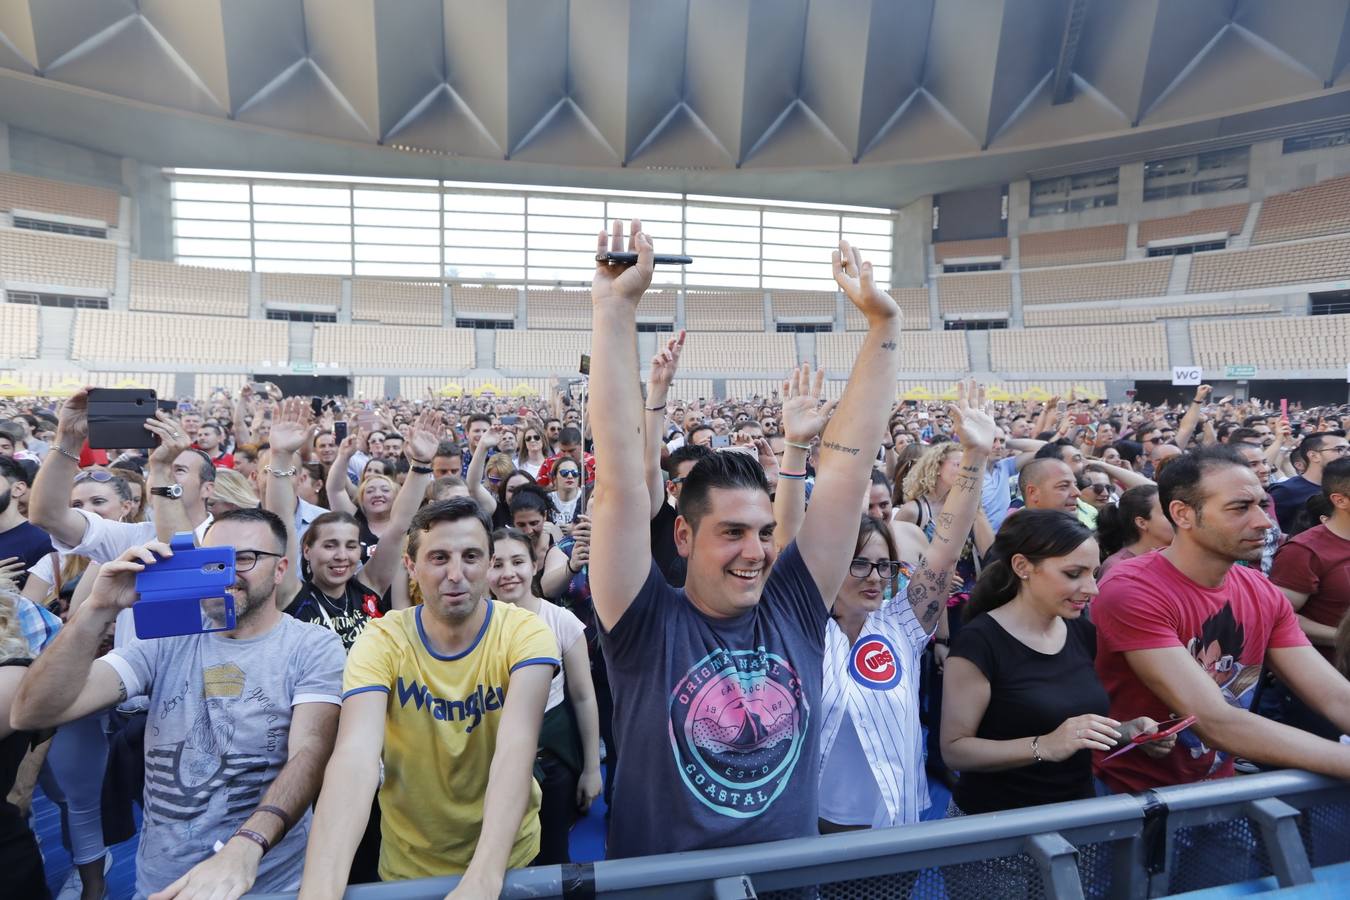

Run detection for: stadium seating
[[1019, 224, 1127, 267], [722, 379, 786, 399], [0, 172, 121, 226], [990, 323, 1167, 373], [313, 323, 474, 370], [2, 370, 177, 397], [451, 285, 519, 320], [353, 375, 389, 400], [638, 290, 677, 322], [72, 309, 287, 366], [662, 379, 715, 402], [677, 332, 797, 373], [1137, 203, 1248, 245], [936, 272, 1012, 316], [1024, 302, 1279, 327], [1187, 236, 1350, 293], [526, 289, 592, 329], [495, 330, 594, 371], [0, 303, 39, 358], [1190, 313, 1350, 371], [1253, 174, 1350, 244], [1019, 259, 1171, 305], [130, 259, 249, 317], [817, 331, 968, 376], [0, 227, 116, 293], [771, 290, 837, 320], [847, 287, 930, 330], [352, 278, 442, 326], [684, 291, 765, 331], [933, 237, 1009, 262], [260, 272, 342, 310], [194, 374, 248, 398]]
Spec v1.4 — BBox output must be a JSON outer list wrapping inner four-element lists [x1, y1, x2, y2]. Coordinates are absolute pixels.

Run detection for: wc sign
[[1171, 367, 1203, 386]]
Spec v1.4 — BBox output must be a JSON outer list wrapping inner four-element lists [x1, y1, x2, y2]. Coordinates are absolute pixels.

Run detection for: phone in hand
[[1280, 398, 1289, 421], [598, 252, 693, 266], [133, 533, 237, 639], [87, 389, 160, 450], [579, 354, 591, 376], [501, 415, 519, 426], [711, 434, 731, 449], [333, 421, 348, 442]]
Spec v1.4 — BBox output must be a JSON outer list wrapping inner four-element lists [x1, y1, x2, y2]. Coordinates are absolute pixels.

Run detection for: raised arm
[[771, 365, 836, 552], [325, 430, 359, 516], [1092, 460, 1153, 490], [362, 411, 440, 596], [645, 331, 686, 519], [262, 398, 313, 610], [796, 241, 900, 604], [1174, 385, 1211, 450], [29, 387, 97, 547], [904, 381, 992, 633], [143, 411, 194, 542], [588, 220, 655, 630], [465, 425, 502, 515], [232, 385, 255, 447]]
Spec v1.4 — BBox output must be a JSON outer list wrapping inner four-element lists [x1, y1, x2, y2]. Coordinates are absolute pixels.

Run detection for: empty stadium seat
[[846, 287, 930, 330], [452, 285, 519, 320], [352, 278, 442, 325], [771, 290, 837, 320], [1191, 314, 1350, 371], [1137, 203, 1248, 245], [0, 228, 116, 293], [495, 330, 596, 371], [130, 259, 249, 317], [1187, 237, 1350, 293], [0, 304, 40, 358], [817, 331, 968, 376], [678, 332, 797, 373], [1253, 174, 1350, 244], [526, 289, 592, 329], [1023, 302, 1279, 327], [72, 309, 287, 366], [1019, 259, 1172, 305], [314, 323, 474, 370], [934, 237, 1009, 262], [684, 291, 765, 331], [1019, 224, 1127, 267], [990, 323, 1167, 373], [260, 272, 342, 309], [0, 172, 121, 226], [936, 272, 1012, 316]]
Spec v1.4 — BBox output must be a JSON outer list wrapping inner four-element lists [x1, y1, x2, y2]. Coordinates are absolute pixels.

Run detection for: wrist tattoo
[[880, 340, 896, 351], [821, 440, 860, 456]]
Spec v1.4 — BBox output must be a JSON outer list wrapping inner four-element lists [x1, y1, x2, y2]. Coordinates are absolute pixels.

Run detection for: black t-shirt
[[0, 521, 53, 590], [285, 578, 388, 652], [0, 659, 42, 861], [950, 614, 1108, 815], [650, 501, 687, 588], [353, 512, 379, 565]]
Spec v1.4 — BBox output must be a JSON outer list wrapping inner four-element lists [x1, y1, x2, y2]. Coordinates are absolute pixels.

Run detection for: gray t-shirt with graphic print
[[103, 614, 344, 899]]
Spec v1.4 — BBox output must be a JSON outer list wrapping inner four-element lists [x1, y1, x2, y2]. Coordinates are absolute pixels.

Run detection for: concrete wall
[[5, 126, 124, 188]]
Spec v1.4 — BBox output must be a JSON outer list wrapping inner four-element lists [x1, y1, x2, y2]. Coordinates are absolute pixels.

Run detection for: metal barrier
[[253, 770, 1350, 899]]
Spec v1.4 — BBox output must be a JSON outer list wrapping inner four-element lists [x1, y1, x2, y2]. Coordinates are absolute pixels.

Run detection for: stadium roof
[[1, 0, 1349, 206]]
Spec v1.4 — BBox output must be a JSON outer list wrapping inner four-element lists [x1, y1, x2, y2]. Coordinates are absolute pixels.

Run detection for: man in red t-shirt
[[1269, 459, 1350, 659], [1094, 445, 1350, 794]]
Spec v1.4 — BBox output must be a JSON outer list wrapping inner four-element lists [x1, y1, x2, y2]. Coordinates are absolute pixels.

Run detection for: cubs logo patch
[[849, 634, 901, 690]]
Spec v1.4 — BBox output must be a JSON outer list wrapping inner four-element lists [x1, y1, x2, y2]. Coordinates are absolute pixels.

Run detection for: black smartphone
[[333, 421, 348, 442], [599, 252, 693, 266], [311, 397, 323, 417], [156, 400, 177, 415], [579, 354, 591, 376], [88, 388, 159, 450]]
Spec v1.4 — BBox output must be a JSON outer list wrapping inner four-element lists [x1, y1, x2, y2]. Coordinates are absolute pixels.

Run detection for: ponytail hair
[[1095, 485, 1159, 558], [966, 510, 1094, 620]]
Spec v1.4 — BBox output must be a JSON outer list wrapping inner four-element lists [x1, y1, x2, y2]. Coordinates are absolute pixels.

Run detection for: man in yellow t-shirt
[[299, 499, 558, 898]]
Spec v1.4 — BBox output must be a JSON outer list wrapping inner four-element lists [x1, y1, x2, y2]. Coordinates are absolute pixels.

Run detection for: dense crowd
[[1, 223, 1349, 899]]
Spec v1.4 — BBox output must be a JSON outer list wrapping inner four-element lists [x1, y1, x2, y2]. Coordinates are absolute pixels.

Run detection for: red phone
[[1102, 714, 1197, 761], [1280, 398, 1289, 421]]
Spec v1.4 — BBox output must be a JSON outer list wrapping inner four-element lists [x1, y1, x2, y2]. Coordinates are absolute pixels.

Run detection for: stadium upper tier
[[5, 169, 1350, 382]]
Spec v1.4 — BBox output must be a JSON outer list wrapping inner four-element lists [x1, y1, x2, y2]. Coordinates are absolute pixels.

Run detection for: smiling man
[[299, 498, 558, 897], [588, 221, 899, 857]]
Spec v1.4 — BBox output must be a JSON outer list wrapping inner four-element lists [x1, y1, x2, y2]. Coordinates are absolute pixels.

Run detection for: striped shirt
[[819, 575, 933, 827]]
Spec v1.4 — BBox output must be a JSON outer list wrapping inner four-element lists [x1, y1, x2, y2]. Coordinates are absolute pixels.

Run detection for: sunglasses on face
[[557, 470, 579, 479], [75, 470, 115, 485], [849, 558, 904, 580], [1084, 483, 1110, 494], [526, 434, 543, 441]]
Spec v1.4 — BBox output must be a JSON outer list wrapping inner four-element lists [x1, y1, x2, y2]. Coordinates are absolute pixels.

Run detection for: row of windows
[[171, 177, 893, 290], [1030, 147, 1253, 217]]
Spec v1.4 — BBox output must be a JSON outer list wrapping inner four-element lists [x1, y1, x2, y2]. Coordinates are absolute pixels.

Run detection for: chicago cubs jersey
[[819, 579, 933, 827]]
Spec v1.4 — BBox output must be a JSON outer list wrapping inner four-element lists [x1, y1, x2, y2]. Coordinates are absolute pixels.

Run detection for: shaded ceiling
[[1, 0, 1349, 206]]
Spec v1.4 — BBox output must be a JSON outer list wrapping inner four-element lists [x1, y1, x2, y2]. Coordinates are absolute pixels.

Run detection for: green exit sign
[[291, 362, 315, 374], [1224, 365, 1257, 379]]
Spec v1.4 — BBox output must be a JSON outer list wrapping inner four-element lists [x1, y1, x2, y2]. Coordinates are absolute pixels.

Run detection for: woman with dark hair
[[509, 485, 563, 582], [889, 443, 927, 507], [1097, 485, 1173, 578], [489, 468, 536, 529], [940, 510, 1171, 817]]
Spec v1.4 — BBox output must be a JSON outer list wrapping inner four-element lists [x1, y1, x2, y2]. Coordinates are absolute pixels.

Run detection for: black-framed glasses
[[75, 470, 115, 485], [849, 558, 903, 580], [233, 549, 285, 573]]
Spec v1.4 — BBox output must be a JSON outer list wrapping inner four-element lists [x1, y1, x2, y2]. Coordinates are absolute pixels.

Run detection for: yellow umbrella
[[112, 378, 149, 390], [1072, 384, 1101, 402], [1021, 386, 1053, 402], [901, 386, 935, 401], [986, 386, 1015, 402], [0, 376, 35, 397], [937, 384, 961, 401], [436, 382, 464, 397], [509, 382, 537, 397], [46, 378, 86, 397]]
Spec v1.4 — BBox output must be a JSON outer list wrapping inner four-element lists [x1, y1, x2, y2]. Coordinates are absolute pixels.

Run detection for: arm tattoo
[[880, 340, 896, 351], [954, 472, 979, 493], [936, 511, 956, 533], [116, 680, 128, 703], [821, 440, 860, 456]]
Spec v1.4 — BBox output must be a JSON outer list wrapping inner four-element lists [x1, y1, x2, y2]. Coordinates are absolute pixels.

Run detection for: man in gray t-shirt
[[12, 505, 344, 900]]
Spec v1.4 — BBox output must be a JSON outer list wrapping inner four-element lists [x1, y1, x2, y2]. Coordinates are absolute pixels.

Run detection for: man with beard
[[299, 499, 556, 896], [12, 509, 345, 899], [1093, 446, 1350, 794], [0, 455, 52, 588]]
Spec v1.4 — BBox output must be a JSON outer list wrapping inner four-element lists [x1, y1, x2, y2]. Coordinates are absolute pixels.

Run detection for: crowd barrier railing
[[253, 769, 1350, 899]]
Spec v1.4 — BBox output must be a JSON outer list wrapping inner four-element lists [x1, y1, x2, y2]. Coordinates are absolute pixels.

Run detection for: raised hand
[[88, 542, 173, 613], [647, 330, 686, 391], [592, 218, 654, 306], [781, 363, 838, 445], [0, 556, 25, 592], [145, 411, 190, 467], [55, 386, 95, 448], [480, 424, 504, 451], [832, 239, 899, 325], [949, 379, 996, 456], [268, 397, 313, 456], [405, 409, 444, 463], [1194, 384, 1213, 404]]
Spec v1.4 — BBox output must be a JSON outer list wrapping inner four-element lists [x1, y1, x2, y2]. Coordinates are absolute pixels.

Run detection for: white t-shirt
[[529, 598, 585, 711], [818, 712, 886, 826], [52, 508, 211, 563], [548, 493, 580, 527]]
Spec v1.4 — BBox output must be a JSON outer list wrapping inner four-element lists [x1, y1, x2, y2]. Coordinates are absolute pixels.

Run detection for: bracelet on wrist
[[263, 465, 297, 478], [645, 404, 667, 412], [231, 827, 270, 855], [1031, 735, 1044, 764], [784, 439, 812, 451], [254, 804, 294, 835], [777, 471, 807, 480], [408, 456, 432, 466], [54, 443, 82, 463]]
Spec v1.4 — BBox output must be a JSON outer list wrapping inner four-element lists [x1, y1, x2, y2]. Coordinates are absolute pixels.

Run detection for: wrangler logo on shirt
[[395, 677, 504, 733]]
